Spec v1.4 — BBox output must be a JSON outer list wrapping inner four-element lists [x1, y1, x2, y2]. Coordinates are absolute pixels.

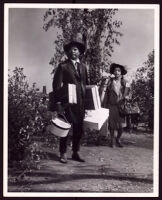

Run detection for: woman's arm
[[124, 83, 130, 100]]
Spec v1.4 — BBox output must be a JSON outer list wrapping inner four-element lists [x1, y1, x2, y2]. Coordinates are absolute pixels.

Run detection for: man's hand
[[52, 111, 58, 119]]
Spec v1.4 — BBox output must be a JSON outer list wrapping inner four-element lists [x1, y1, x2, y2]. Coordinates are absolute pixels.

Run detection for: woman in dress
[[103, 63, 129, 148]]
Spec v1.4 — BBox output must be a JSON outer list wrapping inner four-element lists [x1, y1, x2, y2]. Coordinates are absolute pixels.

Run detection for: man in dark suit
[[52, 33, 89, 163]]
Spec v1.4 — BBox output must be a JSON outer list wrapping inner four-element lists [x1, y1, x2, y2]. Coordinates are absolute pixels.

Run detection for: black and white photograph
[[3, 3, 159, 197]]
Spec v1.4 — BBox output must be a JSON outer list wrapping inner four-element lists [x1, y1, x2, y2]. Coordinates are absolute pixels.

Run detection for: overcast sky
[[8, 8, 154, 92]]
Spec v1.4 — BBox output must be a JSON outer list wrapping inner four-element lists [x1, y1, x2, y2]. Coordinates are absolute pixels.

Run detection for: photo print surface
[[4, 3, 159, 197]]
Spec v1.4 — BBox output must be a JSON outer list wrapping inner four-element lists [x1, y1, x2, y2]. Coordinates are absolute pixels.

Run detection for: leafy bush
[[130, 50, 154, 130], [8, 67, 56, 168]]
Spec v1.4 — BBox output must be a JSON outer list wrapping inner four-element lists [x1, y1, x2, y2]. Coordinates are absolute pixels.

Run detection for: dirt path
[[8, 132, 153, 193]]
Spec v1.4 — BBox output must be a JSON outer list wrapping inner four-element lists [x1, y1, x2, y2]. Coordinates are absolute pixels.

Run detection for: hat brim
[[64, 41, 85, 55], [110, 63, 127, 75]]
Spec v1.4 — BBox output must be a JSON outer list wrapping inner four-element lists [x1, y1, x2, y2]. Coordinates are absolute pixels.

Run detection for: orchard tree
[[43, 8, 122, 84], [131, 50, 154, 129]]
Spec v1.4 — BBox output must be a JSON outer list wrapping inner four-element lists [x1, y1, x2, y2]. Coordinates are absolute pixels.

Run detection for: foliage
[[130, 50, 154, 129], [8, 67, 56, 168], [43, 8, 122, 84]]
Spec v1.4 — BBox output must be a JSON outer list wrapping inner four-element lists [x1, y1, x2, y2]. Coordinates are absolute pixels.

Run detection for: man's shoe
[[72, 153, 85, 162], [60, 153, 67, 163], [116, 139, 123, 148]]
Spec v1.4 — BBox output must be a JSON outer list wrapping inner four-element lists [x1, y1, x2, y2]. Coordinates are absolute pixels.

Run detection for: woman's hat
[[64, 33, 86, 55], [110, 63, 127, 75]]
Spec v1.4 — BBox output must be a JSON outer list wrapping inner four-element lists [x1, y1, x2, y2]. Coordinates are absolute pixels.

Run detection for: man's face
[[68, 46, 80, 60]]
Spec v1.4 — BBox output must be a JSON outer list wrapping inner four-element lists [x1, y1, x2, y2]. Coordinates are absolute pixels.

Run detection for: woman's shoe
[[109, 139, 114, 148], [60, 153, 67, 163], [116, 139, 123, 148]]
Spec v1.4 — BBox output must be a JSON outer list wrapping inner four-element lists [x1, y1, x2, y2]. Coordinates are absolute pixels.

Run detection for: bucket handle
[[57, 113, 70, 124]]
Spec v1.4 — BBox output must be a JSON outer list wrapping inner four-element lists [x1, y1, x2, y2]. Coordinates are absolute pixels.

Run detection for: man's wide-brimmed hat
[[110, 63, 127, 75], [64, 33, 86, 55]]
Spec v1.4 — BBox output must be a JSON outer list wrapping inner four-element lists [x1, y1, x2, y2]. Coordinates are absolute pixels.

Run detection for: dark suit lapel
[[68, 60, 81, 79], [67, 59, 86, 97], [79, 62, 83, 80], [78, 63, 86, 96]]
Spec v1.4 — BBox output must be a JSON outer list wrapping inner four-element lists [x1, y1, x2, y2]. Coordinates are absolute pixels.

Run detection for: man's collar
[[71, 59, 80, 65]]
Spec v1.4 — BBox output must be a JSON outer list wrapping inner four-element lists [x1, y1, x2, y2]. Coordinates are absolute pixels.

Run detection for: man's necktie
[[75, 62, 85, 97], [75, 62, 81, 77]]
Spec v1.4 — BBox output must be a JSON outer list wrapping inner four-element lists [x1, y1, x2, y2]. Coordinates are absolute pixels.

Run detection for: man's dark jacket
[[52, 59, 89, 124]]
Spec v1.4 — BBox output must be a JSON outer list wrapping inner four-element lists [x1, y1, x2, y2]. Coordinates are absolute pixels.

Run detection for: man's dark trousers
[[59, 119, 84, 154]]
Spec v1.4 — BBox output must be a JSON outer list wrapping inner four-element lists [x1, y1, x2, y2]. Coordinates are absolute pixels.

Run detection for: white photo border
[[3, 3, 160, 197]]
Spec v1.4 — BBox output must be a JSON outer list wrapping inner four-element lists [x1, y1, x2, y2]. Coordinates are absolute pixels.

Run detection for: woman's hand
[[124, 96, 130, 101]]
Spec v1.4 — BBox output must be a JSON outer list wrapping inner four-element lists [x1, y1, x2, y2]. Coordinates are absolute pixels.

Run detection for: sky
[[8, 7, 154, 93]]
